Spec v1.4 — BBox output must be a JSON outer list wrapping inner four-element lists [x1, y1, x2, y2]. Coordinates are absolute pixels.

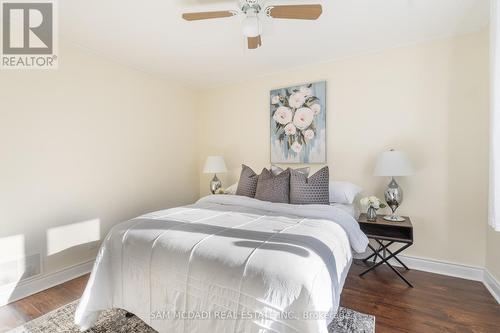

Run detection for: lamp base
[[383, 215, 406, 222], [384, 177, 405, 222], [210, 174, 222, 194]]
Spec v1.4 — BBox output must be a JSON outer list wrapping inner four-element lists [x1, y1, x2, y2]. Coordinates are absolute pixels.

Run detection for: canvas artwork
[[270, 81, 326, 163]]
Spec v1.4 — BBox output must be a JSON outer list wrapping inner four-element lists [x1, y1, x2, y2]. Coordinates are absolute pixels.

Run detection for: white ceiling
[[60, 0, 489, 87]]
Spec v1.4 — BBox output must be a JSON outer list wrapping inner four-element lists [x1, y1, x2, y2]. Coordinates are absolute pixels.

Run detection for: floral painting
[[270, 81, 326, 163]]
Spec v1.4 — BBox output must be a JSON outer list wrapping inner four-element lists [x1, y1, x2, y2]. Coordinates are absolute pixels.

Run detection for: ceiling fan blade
[[182, 11, 236, 21], [247, 35, 262, 49], [265, 4, 322, 20]]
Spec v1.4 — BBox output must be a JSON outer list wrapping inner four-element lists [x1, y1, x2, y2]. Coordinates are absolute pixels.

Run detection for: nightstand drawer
[[360, 223, 413, 243]]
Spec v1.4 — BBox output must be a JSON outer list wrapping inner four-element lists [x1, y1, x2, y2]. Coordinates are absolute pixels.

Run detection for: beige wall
[[0, 29, 497, 299], [0, 42, 199, 289], [198, 30, 490, 267]]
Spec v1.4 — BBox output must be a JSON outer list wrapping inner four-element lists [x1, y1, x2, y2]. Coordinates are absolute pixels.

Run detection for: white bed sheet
[[75, 195, 368, 333], [329, 203, 359, 219]]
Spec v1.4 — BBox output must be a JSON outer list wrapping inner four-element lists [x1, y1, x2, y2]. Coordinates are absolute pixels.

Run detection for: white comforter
[[75, 195, 368, 333]]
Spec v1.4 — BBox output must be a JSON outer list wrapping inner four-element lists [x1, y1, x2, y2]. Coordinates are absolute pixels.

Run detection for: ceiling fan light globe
[[242, 16, 260, 38]]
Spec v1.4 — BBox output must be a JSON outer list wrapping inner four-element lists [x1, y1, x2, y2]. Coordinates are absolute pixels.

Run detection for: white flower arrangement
[[360, 196, 387, 209], [215, 188, 226, 194], [270, 84, 322, 157]]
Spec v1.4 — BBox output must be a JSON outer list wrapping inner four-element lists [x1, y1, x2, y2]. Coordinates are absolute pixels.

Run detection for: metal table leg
[[374, 239, 410, 270], [359, 242, 413, 287], [363, 241, 394, 263]]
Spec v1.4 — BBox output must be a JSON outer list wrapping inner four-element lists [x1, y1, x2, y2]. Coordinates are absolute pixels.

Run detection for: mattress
[[75, 195, 368, 333]]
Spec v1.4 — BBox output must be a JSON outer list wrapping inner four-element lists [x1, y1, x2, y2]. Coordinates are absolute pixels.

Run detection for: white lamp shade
[[374, 150, 414, 176], [203, 156, 227, 174]]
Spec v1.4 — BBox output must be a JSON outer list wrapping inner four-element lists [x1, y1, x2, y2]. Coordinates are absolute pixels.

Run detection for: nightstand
[[357, 213, 414, 287]]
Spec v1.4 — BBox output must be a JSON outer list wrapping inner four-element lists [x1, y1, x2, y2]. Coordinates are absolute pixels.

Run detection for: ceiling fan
[[182, 0, 323, 50]]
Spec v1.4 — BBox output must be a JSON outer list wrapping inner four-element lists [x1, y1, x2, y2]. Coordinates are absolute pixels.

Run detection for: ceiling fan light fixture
[[242, 13, 260, 38], [182, 3, 323, 50]]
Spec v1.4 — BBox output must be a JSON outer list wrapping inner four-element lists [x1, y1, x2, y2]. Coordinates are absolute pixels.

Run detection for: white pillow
[[329, 181, 363, 204], [225, 183, 238, 195]]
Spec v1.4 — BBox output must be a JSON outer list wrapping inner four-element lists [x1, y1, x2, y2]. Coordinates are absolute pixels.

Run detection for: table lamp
[[374, 149, 414, 222], [203, 156, 227, 194]]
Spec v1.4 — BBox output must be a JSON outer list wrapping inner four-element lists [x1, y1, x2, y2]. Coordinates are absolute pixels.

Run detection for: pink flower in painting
[[273, 106, 292, 125], [291, 141, 302, 153], [293, 107, 314, 130], [289, 92, 306, 108], [304, 129, 315, 140], [271, 95, 280, 104], [300, 86, 313, 97], [284, 123, 296, 135], [311, 103, 321, 115]]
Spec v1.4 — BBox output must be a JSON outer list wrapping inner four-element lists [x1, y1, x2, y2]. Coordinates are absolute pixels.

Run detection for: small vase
[[367, 206, 378, 221]]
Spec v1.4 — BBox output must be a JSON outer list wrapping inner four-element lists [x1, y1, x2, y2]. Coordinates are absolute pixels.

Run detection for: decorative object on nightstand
[[203, 156, 227, 194], [374, 149, 414, 222], [360, 196, 386, 221], [357, 213, 414, 287], [214, 188, 226, 194]]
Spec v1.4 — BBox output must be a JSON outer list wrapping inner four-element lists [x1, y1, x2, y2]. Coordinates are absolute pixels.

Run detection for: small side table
[[357, 213, 414, 287]]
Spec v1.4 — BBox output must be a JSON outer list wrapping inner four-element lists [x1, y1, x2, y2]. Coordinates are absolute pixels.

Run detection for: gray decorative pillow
[[290, 166, 329, 205], [255, 168, 290, 203], [236, 165, 259, 198], [270, 165, 310, 177]]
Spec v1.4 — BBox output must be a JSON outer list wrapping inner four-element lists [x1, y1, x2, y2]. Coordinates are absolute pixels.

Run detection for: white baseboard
[[483, 269, 500, 304], [396, 255, 484, 281], [0, 259, 94, 307]]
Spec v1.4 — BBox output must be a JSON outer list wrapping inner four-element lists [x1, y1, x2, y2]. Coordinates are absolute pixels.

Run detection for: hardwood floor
[[344, 262, 500, 332], [1, 262, 499, 332], [0, 276, 88, 332]]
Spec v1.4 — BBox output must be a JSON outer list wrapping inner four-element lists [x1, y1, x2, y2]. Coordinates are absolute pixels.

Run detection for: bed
[[75, 195, 368, 333]]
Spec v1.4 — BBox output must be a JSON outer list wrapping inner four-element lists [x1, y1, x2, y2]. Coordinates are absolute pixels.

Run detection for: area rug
[[8, 300, 375, 333]]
